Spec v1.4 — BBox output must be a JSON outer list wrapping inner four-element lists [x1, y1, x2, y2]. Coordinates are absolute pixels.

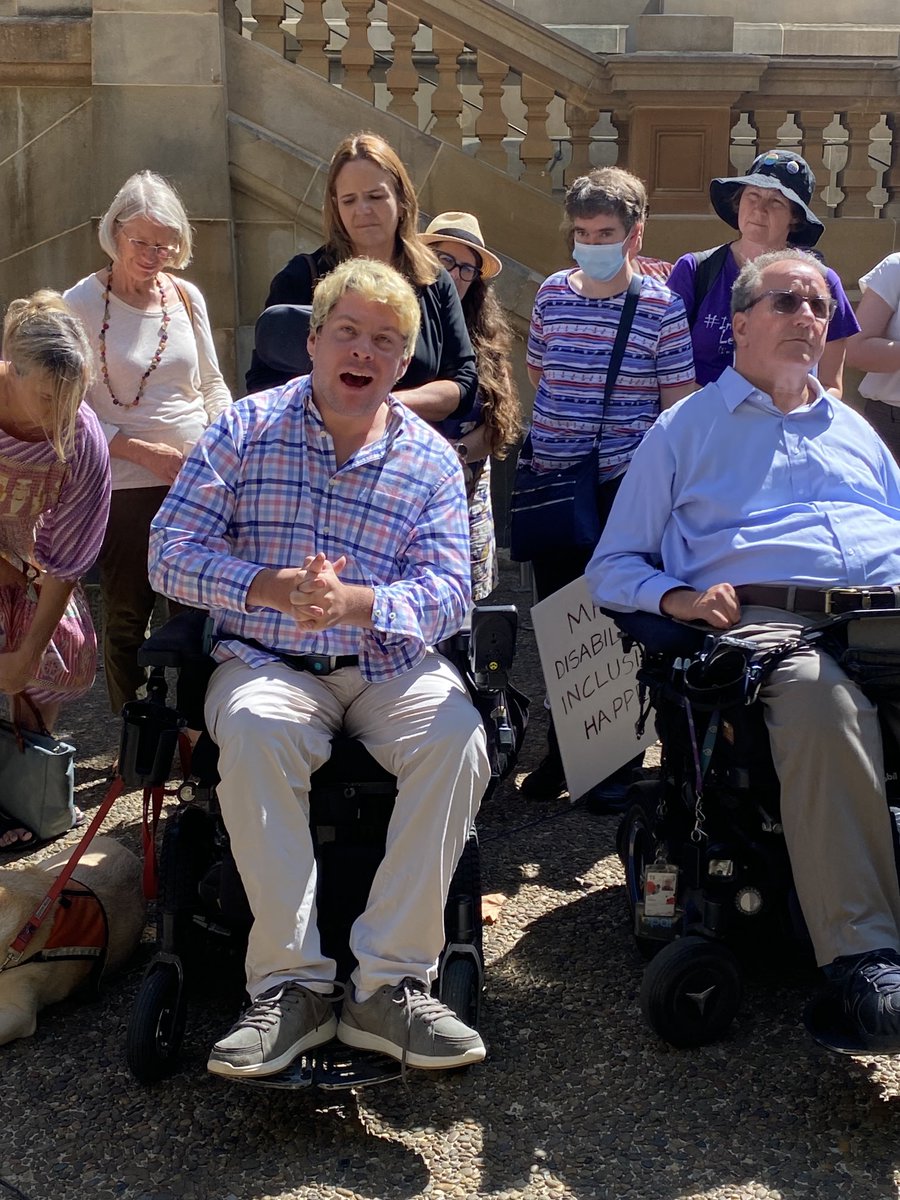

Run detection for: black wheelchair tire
[[126, 963, 187, 1084], [439, 955, 481, 1031], [640, 935, 743, 1049]]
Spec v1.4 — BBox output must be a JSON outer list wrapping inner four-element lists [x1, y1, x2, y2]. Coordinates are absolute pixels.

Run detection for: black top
[[245, 245, 478, 421]]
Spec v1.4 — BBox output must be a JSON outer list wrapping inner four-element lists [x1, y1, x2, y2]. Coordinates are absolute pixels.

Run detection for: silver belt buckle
[[823, 588, 863, 615]]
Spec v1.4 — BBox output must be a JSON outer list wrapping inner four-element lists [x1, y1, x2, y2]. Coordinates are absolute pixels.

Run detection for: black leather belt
[[735, 584, 900, 615], [222, 633, 359, 675]]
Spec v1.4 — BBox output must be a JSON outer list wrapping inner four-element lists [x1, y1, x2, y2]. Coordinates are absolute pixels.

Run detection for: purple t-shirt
[[667, 246, 860, 386]]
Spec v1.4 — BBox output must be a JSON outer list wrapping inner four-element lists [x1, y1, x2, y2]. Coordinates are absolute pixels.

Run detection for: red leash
[[1, 774, 125, 970]]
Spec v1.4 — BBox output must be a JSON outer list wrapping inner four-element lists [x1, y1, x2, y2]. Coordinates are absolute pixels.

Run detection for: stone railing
[[236, 0, 900, 220]]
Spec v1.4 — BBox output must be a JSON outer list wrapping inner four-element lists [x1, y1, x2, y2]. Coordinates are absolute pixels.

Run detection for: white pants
[[204, 651, 490, 999]]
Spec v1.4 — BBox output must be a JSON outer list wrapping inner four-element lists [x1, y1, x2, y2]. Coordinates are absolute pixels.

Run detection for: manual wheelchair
[[610, 607, 900, 1051], [120, 605, 525, 1087]]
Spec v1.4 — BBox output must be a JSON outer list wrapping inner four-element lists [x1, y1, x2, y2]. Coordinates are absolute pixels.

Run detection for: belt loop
[[785, 585, 797, 612], [894, 587, 900, 609]]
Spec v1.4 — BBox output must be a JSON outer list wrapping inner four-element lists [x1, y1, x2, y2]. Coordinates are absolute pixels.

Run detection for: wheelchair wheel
[[126, 962, 187, 1084], [620, 785, 665, 959], [440, 955, 482, 1030], [640, 935, 742, 1049]]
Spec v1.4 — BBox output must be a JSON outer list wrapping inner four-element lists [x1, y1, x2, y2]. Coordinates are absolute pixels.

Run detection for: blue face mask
[[572, 238, 628, 282]]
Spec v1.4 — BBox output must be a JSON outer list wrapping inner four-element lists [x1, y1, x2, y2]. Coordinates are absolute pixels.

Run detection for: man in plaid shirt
[[149, 258, 490, 1080]]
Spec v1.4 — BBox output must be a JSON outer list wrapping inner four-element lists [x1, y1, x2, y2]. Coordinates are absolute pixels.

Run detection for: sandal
[[0, 811, 37, 851]]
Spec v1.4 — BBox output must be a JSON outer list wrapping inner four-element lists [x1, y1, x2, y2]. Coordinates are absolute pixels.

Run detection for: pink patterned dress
[[0, 405, 110, 706]]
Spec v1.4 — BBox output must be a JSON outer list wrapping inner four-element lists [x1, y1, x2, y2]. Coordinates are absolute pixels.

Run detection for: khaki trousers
[[204, 651, 490, 1000], [729, 607, 900, 966]]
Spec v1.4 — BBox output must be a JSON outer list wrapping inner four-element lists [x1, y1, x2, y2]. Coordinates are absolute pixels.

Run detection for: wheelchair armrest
[[138, 608, 212, 669], [603, 607, 706, 658]]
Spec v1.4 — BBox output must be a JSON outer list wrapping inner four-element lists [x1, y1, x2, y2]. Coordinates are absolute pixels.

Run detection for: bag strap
[[687, 243, 732, 326], [172, 278, 195, 328], [14, 692, 51, 739], [595, 272, 643, 448]]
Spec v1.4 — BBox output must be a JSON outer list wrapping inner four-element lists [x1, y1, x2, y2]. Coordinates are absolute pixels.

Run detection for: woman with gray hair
[[0, 291, 110, 847], [64, 170, 231, 721]]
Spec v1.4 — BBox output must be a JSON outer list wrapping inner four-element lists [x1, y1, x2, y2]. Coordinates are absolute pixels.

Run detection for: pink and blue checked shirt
[[148, 377, 472, 682]]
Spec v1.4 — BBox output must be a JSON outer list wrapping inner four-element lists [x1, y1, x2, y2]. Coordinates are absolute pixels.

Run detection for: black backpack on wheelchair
[[610, 608, 900, 1051], [120, 606, 527, 1087]]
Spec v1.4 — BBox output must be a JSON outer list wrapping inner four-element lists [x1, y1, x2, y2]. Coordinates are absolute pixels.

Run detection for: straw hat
[[421, 212, 503, 279], [708, 149, 824, 249]]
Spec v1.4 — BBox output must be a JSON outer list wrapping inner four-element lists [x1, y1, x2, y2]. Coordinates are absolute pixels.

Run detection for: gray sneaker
[[337, 977, 486, 1070], [207, 982, 337, 1078]]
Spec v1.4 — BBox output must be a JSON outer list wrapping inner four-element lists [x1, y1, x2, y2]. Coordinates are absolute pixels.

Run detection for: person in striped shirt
[[519, 167, 696, 805], [149, 258, 490, 1080]]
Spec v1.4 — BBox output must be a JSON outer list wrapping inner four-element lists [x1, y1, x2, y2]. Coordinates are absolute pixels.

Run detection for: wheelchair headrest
[[254, 304, 314, 378]]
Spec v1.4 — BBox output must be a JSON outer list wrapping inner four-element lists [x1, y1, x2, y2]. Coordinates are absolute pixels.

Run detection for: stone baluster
[[385, 4, 420, 126], [295, 0, 331, 80], [250, 1, 286, 55], [223, 2, 242, 33], [752, 108, 786, 157], [565, 101, 596, 184], [474, 51, 510, 170], [341, 0, 375, 103], [798, 110, 833, 216], [611, 109, 629, 170], [885, 112, 900, 214], [838, 109, 876, 217], [519, 75, 555, 191], [429, 29, 465, 147]]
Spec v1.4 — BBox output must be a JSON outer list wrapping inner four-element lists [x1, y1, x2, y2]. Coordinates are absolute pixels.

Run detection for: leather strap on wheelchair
[[141, 785, 166, 901], [1, 774, 124, 971]]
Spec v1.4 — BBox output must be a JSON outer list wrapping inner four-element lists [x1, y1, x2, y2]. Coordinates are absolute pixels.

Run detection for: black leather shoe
[[518, 754, 567, 800], [825, 948, 900, 1051]]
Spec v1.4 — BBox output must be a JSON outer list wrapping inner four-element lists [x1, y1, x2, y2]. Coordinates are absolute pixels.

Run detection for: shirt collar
[[716, 365, 833, 417], [295, 374, 406, 452]]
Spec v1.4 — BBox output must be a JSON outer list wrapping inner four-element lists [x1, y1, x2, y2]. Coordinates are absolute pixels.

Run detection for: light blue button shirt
[[587, 367, 900, 614]]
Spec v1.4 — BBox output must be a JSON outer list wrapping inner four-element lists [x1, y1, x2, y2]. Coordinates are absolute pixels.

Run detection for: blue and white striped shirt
[[148, 377, 472, 682], [526, 271, 695, 481]]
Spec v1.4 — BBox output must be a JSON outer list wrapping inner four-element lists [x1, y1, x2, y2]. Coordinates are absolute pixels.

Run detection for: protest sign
[[531, 575, 655, 801]]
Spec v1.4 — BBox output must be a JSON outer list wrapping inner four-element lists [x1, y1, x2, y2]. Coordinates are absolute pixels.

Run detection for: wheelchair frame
[[121, 605, 525, 1087], [613, 608, 900, 1050]]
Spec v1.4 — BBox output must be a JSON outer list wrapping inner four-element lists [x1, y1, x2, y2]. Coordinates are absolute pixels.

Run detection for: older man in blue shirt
[[588, 249, 900, 1047]]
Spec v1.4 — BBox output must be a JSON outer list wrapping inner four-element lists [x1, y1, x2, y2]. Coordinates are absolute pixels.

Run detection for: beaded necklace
[[98, 265, 170, 408]]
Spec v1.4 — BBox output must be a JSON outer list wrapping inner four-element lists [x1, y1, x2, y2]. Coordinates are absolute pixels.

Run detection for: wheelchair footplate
[[231, 1043, 402, 1090], [802, 992, 900, 1057]]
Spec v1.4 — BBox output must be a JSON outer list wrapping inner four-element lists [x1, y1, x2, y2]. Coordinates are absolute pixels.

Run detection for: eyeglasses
[[741, 289, 836, 321], [123, 237, 179, 262], [435, 251, 482, 283]]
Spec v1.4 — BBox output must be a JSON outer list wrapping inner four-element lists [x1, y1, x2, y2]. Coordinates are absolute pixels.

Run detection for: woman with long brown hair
[[245, 132, 477, 423]]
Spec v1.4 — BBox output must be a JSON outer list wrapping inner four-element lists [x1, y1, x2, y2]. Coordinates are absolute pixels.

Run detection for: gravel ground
[[1, 555, 900, 1200]]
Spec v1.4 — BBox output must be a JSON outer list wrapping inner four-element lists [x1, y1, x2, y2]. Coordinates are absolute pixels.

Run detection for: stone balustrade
[[238, 0, 899, 221]]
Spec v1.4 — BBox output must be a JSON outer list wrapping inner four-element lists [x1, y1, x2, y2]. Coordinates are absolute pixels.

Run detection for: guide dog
[[0, 837, 145, 1045]]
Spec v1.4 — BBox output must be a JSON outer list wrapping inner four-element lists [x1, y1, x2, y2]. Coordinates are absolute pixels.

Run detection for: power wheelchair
[[120, 605, 526, 1087], [610, 606, 900, 1052]]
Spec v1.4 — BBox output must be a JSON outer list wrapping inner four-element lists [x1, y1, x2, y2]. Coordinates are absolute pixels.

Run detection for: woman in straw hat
[[421, 212, 522, 599]]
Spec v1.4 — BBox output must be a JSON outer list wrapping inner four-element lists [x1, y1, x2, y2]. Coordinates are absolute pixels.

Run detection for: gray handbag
[[0, 694, 75, 840]]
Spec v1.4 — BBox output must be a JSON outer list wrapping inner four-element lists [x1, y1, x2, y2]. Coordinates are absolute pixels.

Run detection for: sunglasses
[[435, 251, 482, 283], [742, 289, 836, 321]]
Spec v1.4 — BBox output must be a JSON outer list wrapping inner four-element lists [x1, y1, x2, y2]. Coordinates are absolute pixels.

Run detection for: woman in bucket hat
[[421, 212, 522, 600], [667, 148, 858, 393]]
